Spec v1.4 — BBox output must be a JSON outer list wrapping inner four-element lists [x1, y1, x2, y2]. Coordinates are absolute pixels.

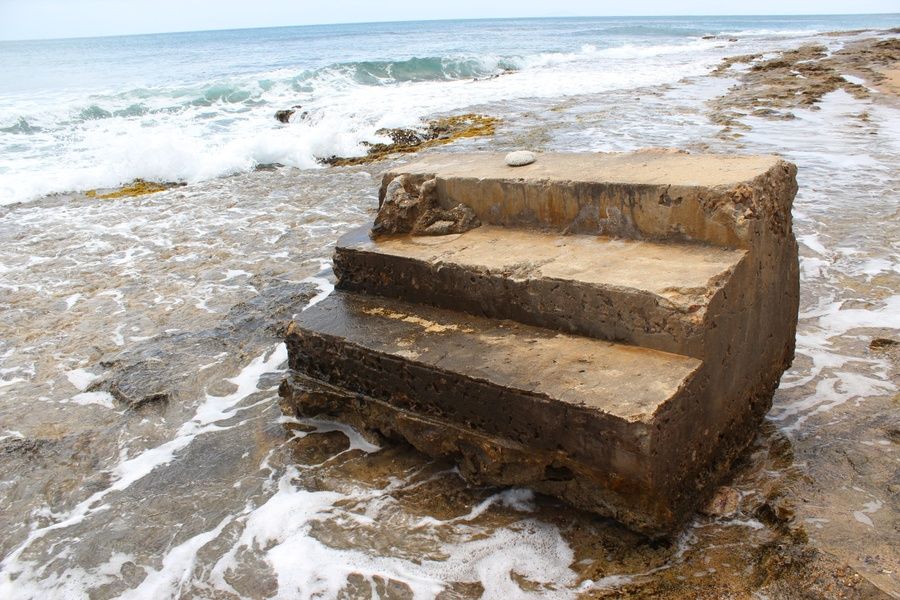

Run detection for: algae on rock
[[322, 113, 499, 167], [85, 179, 183, 200]]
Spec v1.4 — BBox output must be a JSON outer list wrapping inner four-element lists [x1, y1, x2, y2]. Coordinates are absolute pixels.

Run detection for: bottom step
[[283, 291, 769, 535], [280, 372, 664, 529]]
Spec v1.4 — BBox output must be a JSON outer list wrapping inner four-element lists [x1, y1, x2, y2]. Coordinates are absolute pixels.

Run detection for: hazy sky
[[1, 0, 898, 41]]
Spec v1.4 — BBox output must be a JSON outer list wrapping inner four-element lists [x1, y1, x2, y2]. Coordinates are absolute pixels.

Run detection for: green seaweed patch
[[85, 179, 184, 200], [322, 113, 499, 167]]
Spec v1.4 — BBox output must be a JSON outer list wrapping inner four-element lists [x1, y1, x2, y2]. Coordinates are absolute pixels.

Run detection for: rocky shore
[[709, 34, 900, 135], [1, 27, 898, 599]]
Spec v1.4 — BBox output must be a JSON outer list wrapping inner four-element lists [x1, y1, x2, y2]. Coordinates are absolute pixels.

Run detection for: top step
[[382, 151, 797, 248]]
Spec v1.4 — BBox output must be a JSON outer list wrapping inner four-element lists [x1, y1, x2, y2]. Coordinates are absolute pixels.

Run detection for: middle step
[[335, 225, 747, 358]]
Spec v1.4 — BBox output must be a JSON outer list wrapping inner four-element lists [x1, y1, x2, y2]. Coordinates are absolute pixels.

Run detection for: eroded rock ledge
[[85, 179, 184, 200], [709, 35, 900, 135]]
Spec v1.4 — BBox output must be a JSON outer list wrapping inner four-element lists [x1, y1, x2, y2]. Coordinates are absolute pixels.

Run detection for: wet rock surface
[[85, 179, 185, 200], [274, 105, 304, 123], [90, 279, 317, 409], [709, 35, 900, 136], [869, 337, 900, 367]]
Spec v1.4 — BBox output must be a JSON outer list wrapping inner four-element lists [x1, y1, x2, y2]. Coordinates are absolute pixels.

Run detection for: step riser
[[385, 153, 797, 249], [335, 243, 710, 358], [399, 176, 745, 246]]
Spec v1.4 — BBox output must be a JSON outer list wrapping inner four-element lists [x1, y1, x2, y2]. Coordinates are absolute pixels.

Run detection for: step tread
[[339, 225, 746, 311], [291, 291, 702, 422], [390, 151, 783, 188]]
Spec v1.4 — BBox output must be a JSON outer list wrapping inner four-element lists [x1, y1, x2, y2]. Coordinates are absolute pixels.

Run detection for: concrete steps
[[279, 150, 800, 535], [335, 225, 747, 358]]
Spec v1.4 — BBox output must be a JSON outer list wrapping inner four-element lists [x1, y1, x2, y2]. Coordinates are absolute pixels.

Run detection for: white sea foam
[[0, 38, 726, 205], [117, 516, 233, 600], [852, 500, 884, 528], [64, 293, 82, 309], [283, 415, 381, 454], [414, 488, 536, 528], [728, 28, 823, 38], [68, 391, 117, 409], [301, 272, 335, 311], [208, 470, 576, 599], [0, 344, 289, 598], [65, 367, 99, 391], [816, 295, 900, 335]]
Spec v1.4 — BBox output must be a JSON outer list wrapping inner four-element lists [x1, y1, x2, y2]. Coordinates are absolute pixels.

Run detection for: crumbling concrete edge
[[279, 371, 758, 538], [279, 372, 658, 534]]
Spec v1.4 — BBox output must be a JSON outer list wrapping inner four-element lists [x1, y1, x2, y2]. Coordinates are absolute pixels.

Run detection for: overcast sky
[[1, 0, 898, 41]]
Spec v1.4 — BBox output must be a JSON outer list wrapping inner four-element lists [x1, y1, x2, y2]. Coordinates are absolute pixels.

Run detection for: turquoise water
[[0, 14, 897, 204]]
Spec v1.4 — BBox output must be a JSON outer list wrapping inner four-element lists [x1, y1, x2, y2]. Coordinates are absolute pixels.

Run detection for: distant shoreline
[[1, 12, 898, 43]]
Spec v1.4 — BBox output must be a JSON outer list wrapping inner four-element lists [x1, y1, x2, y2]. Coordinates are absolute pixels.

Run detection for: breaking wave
[[320, 56, 520, 84]]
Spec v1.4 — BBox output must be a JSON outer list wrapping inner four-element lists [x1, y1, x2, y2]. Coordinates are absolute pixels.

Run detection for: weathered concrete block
[[372, 175, 480, 237], [281, 150, 799, 536]]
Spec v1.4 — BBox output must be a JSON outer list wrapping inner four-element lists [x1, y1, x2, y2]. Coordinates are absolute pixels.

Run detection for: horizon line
[[1, 12, 898, 43]]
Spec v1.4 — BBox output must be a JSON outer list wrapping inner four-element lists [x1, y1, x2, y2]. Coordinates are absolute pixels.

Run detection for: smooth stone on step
[[505, 150, 536, 167]]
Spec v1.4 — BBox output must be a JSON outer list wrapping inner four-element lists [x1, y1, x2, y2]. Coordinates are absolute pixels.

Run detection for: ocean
[[0, 14, 896, 205], [1, 13, 899, 599]]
